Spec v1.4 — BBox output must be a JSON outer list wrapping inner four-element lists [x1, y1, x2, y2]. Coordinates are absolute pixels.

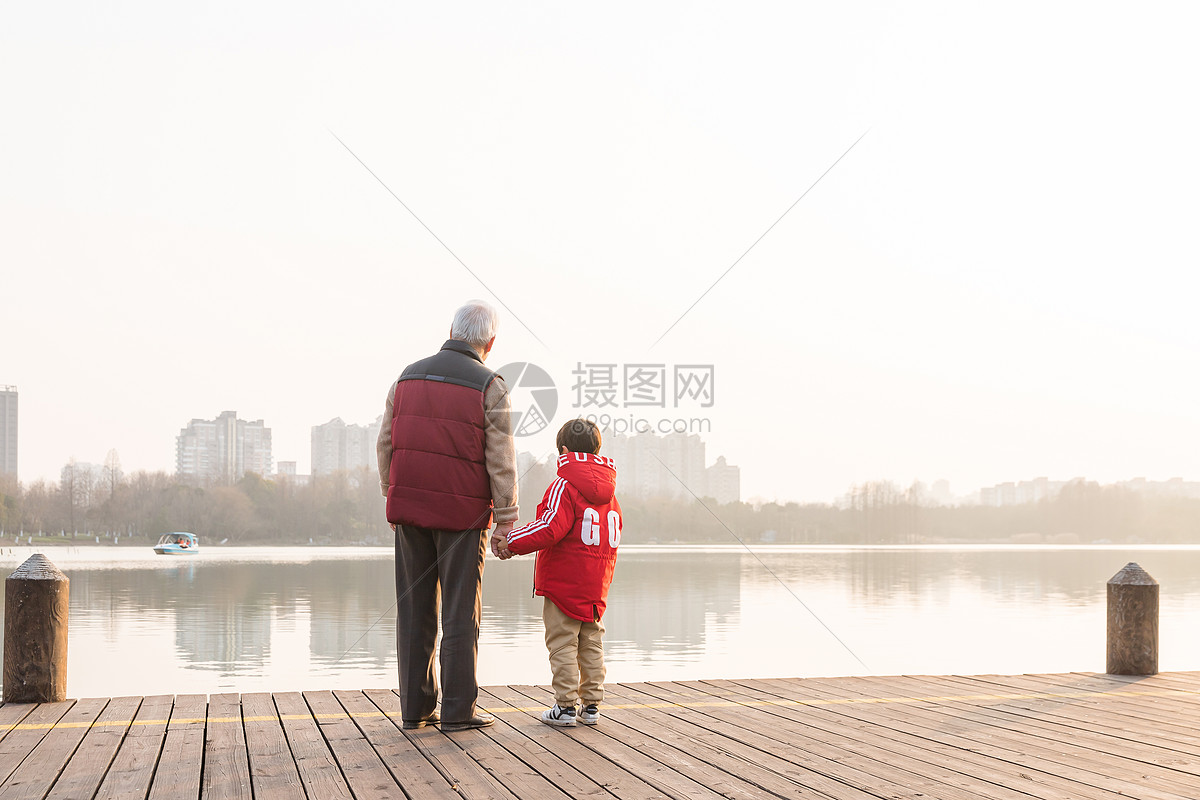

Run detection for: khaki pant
[[543, 598, 605, 707]]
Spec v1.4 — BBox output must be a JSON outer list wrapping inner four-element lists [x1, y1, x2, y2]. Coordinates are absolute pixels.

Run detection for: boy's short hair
[[556, 418, 602, 455]]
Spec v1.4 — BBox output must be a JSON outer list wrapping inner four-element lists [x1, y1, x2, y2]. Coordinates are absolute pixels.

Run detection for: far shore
[[0, 533, 1185, 549]]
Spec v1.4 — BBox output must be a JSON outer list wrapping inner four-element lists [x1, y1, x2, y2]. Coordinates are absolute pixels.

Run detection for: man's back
[[385, 340, 496, 530]]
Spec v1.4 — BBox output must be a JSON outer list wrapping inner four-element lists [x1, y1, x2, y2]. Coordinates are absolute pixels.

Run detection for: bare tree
[[103, 449, 123, 502], [61, 459, 78, 535], [0, 473, 18, 533]]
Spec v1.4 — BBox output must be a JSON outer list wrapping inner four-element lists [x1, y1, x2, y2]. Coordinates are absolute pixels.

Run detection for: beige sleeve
[[484, 376, 520, 523], [376, 380, 397, 497]]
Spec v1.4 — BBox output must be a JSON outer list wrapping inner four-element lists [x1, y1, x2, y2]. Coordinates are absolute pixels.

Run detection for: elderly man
[[376, 300, 518, 731]]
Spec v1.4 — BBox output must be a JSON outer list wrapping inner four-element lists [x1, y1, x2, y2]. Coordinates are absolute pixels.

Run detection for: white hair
[[450, 300, 499, 348]]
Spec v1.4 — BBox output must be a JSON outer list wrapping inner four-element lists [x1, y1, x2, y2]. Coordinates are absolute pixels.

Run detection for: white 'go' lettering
[[580, 507, 600, 545], [580, 507, 620, 548]]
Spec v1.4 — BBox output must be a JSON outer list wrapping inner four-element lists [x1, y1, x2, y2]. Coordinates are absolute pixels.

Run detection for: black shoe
[[401, 712, 440, 730], [440, 711, 495, 732]]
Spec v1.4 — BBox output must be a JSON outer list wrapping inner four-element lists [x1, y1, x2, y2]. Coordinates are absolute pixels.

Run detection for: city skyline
[[12, 362, 1200, 502], [12, 397, 1194, 509]]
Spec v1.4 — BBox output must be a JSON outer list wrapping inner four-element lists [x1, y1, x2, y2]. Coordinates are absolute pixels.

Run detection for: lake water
[[0, 544, 1196, 699]]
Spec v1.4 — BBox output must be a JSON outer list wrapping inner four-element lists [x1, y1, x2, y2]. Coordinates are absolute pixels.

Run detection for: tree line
[[2, 466, 1197, 545], [621, 479, 1200, 545], [0, 467, 390, 544]]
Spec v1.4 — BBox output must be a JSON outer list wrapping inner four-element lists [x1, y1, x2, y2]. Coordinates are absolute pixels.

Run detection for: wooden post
[[1106, 562, 1158, 676], [3, 554, 69, 702]]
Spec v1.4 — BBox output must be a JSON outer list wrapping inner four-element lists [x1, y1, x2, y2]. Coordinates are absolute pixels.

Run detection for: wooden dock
[[0, 671, 1197, 799]]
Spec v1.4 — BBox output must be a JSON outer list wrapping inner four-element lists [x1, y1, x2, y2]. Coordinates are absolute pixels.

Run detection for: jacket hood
[[556, 452, 617, 504]]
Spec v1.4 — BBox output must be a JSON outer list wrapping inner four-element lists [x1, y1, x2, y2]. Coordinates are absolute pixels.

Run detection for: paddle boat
[[153, 532, 199, 555]]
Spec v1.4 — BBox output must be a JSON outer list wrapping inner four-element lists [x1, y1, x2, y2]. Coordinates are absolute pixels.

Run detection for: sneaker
[[578, 704, 600, 725], [541, 703, 576, 727]]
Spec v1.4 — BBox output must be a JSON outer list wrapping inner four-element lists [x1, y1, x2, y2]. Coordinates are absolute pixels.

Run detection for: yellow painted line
[[479, 686, 1200, 715], [1, 686, 1195, 732]]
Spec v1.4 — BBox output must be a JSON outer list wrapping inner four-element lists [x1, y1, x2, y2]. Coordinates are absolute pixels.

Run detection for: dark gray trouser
[[394, 524, 487, 723]]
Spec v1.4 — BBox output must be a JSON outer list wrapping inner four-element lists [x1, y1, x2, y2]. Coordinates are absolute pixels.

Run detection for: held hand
[[490, 522, 514, 559]]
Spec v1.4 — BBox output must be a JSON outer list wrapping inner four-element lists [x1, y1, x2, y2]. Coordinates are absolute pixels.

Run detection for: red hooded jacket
[[506, 452, 622, 622]]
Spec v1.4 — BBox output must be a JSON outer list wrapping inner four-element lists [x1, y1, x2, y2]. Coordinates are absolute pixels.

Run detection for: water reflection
[[0, 545, 1196, 698]]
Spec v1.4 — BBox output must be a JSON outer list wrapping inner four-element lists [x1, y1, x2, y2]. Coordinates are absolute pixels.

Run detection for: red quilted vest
[[385, 340, 497, 531]]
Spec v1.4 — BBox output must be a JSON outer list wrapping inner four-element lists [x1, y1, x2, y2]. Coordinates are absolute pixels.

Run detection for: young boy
[[503, 418, 622, 726]]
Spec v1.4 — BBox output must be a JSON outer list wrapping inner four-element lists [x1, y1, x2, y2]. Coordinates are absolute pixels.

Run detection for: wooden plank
[[9, 674, 1200, 800], [715, 676, 1163, 800], [929, 676, 1200, 783], [1023, 672, 1200, 716], [0, 703, 75, 786], [477, 687, 670, 800], [301, 691, 406, 800], [337, 690, 452, 800], [202, 693, 251, 800], [1063, 671, 1200, 693], [973, 672, 1200, 732], [1079, 671, 1200, 703], [0, 705, 40, 750], [352, 689, 572, 800], [629, 678, 1041, 800], [877, 674, 1200, 779], [708, 677, 1107, 800], [368, 687, 602, 800], [765, 674, 1188, 800], [0, 698, 108, 800], [507, 683, 795, 800], [921, 673, 1200, 753], [1150, 670, 1200, 681], [611, 680, 977, 800], [1130, 672, 1200, 692], [481, 686, 686, 800], [845, 674, 1200, 795], [241, 693, 305, 800], [384, 706, 524, 800], [93, 695, 172, 800], [148, 694, 206, 800], [271, 693, 353, 800], [947, 672, 1198, 716], [44, 696, 142, 800]]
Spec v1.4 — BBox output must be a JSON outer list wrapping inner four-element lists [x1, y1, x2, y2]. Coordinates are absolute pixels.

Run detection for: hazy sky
[[3, 2, 1198, 503]]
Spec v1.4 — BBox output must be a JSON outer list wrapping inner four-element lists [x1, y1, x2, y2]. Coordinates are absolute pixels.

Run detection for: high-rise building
[[659, 432, 706, 500], [603, 432, 661, 497], [604, 431, 739, 503], [0, 386, 15, 478], [930, 479, 954, 506], [705, 456, 741, 505], [311, 416, 383, 477], [176, 410, 272, 484]]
